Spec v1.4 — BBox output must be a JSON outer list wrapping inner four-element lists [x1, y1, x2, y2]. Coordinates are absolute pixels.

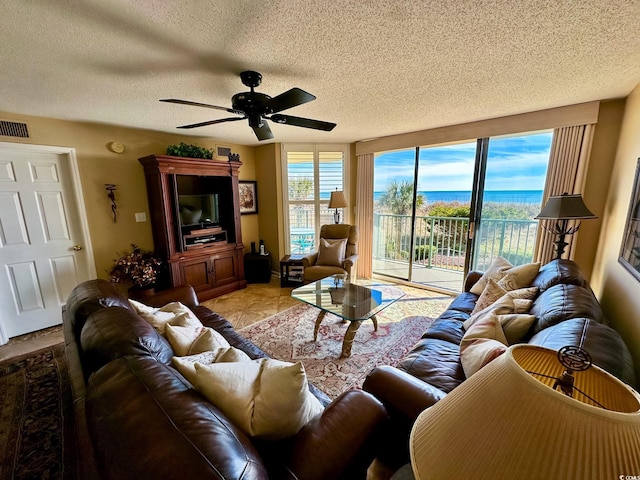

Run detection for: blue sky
[[374, 131, 553, 192]]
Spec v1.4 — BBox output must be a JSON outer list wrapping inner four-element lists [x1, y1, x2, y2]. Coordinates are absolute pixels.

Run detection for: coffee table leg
[[370, 314, 378, 332], [341, 320, 363, 358], [313, 310, 327, 341]]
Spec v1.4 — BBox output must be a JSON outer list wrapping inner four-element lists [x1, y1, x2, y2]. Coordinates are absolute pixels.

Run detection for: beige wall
[[0, 111, 256, 281], [254, 143, 281, 271], [591, 83, 640, 374]]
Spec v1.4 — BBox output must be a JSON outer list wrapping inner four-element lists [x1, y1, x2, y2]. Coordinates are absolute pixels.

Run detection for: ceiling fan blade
[[270, 114, 336, 131], [267, 88, 316, 114], [160, 98, 242, 115], [252, 119, 274, 141], [177, 116, 244, 129]]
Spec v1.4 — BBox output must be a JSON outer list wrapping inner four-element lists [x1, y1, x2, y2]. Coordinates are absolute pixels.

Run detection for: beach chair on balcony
[[301, 224, 358, 282]]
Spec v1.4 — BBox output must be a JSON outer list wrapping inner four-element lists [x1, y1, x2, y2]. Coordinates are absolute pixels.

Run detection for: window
[[282, 144, 349, 254]]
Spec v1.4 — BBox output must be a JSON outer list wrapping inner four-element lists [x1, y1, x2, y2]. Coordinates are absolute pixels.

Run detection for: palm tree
[[377, 180, 425, 259], [377, 180, 424, 215]]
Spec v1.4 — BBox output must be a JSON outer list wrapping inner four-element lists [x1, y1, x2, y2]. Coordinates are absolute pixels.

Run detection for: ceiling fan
[[160, 70, 337, 141]]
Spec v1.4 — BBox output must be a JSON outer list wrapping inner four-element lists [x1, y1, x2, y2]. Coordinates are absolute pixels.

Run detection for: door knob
[[73, 245, 83, 251]]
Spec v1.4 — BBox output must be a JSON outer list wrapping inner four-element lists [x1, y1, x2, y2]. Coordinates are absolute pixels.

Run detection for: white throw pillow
[[165, 325, 230, 356], [129, 299, 203, 335], [195, 358, 324, 440], [460, 312, 508, 378]]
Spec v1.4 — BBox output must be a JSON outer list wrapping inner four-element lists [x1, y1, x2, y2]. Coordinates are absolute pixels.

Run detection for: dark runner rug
[[0, 343, 75, 480]]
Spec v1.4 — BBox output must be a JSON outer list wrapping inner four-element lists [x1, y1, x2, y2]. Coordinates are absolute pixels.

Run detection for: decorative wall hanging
[[619, 158, 640, 281], [105, 184, 117, 222], [239, 181, 258, 214]]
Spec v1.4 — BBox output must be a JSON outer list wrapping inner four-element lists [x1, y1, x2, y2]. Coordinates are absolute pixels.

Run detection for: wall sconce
[[105, 184, 117, 223]]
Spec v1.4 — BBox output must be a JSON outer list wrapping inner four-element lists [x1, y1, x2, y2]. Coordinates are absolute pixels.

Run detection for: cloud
[[374, 132, 552, 191]]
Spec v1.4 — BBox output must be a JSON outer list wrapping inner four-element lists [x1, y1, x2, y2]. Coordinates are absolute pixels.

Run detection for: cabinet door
[[180, 257, 213, 292], [211, 251, 238, 286]]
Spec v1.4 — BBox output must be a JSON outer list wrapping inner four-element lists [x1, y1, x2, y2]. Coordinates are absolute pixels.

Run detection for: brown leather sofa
[[63, 279, 387, 480], [363, 259, 638, 468]]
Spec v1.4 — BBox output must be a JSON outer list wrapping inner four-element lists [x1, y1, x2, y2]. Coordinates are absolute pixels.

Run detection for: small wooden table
[[280, 255, 305, 287], [291, 275, 405, 357]]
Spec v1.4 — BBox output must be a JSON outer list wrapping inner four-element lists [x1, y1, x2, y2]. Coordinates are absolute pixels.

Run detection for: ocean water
[[374, 190, 543, 205]]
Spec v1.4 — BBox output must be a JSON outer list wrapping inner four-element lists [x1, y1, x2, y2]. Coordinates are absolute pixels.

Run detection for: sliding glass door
[[373, 141, 476, 288], [473, 132, 552, 271], [373, 131, 552, 292]]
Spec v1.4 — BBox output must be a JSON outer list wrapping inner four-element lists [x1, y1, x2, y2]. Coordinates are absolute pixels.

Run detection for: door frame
[[0, 141, 96, 343]]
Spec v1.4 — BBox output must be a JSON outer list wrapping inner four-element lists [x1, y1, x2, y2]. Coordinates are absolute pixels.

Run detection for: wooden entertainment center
[[139, 154, 247, 300]]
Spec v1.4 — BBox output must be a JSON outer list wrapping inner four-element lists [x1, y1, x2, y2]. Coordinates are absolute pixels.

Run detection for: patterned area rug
[[240, 294, 452, 399], [0, 343, 75, 480]]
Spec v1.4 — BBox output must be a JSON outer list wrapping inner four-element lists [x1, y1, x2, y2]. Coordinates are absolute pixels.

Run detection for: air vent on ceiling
[[0, 120, 30, 138]]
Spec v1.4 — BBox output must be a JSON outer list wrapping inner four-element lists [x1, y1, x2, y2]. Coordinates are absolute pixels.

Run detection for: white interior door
[[0, 143, 95, 341]]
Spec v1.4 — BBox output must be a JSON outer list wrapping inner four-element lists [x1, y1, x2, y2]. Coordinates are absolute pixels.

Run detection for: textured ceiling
[[2, 0, 639, 146]]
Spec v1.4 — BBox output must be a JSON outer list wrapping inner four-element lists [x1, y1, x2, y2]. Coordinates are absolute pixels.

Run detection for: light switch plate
[[135, 212, 147, 222]]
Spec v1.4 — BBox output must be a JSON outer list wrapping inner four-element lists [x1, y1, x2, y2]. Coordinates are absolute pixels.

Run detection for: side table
[[280, 255, 305, 287], [244, 253, 272, 283]]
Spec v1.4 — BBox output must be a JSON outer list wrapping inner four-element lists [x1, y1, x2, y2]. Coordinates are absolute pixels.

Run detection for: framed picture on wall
[[619, 158, 640, 281], [239, 181, 258, 215]]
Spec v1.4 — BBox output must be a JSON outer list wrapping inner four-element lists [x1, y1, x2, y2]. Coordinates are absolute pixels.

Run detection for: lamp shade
[[328, 190, 348, 209], [410, 345, 640, 480], [535, 193, 597, 220]]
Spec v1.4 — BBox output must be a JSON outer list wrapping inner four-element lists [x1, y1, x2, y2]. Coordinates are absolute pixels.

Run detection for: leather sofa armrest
[[363, 365, 446, 420], [302, 253, 318, 268], [142, 285, 199, 309], [464, 270, 483, 292], [285, 389, 387, 480]]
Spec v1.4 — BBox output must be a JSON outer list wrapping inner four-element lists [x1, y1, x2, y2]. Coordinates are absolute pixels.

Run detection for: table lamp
[[328, 190, 348, 224], [535, 192, 597, 259], [410, 344, 640, 480]]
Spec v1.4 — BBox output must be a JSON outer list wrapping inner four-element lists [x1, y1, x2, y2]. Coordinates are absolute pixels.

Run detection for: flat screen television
[[178, 194, 219, 227]]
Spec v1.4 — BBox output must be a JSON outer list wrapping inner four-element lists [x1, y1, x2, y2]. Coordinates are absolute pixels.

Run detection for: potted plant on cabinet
[[109, 244, 163, 298]]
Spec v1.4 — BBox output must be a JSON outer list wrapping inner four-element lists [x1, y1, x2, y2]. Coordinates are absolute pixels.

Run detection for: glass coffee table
[[291, 275, 405, 357]]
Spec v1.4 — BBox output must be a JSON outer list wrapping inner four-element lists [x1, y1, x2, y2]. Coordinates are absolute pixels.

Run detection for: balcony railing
[[373, 213, 538, 272]]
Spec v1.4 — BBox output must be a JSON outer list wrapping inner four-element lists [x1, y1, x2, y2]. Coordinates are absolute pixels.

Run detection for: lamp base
[[333, 209, 340, 224]]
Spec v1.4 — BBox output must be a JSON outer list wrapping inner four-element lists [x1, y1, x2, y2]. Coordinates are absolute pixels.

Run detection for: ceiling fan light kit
[[161, 71, 336, 141]]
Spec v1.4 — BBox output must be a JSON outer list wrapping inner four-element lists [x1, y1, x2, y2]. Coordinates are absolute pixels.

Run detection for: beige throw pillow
[[505, 286, 538, 300], [195, 358, 324, 440], [464, 294, 515, 330], [165, 325, 230, 356], [496, 262, 541, 291], [460, 312, 508, 378], [172, 347, 251, 386], [497, 314, 536, 344], [470, 257, 513, 295], [471, 279, 508, 315], [513, 298, 533, 313], [316, 238, 347, 267], [129, 299, 203, 335], [471, 259, 541, 296]]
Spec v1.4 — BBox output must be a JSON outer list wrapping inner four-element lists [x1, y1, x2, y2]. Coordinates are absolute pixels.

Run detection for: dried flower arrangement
[[109, 244, 163, 288]]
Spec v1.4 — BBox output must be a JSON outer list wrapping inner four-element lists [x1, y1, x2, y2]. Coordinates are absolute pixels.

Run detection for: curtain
[[534, 124, 595, 263], [356, 153, 374, 278]]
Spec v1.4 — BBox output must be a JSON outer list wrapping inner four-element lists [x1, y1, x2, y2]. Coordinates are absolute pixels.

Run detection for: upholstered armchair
[[302, 224, 358, 282]]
